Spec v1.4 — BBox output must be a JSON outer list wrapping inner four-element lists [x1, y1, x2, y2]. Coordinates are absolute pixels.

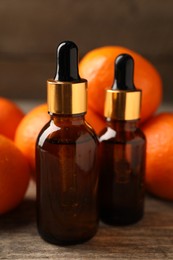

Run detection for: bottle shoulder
[[37, 119, 98, 148], [99, 126, 146, 144]]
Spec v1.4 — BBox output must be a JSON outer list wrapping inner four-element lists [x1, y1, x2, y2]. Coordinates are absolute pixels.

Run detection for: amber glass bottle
[[36, 41, 99, 245], [99, 54, 146, 225]]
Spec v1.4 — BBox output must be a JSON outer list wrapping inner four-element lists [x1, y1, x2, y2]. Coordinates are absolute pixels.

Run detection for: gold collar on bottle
[[104, 89, 142, 120], [47, 79, 87, 115]]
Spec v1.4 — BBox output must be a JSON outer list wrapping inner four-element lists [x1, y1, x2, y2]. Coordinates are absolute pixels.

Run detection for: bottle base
[[100, 211, 144, 226], [38, 228, 97, 246]]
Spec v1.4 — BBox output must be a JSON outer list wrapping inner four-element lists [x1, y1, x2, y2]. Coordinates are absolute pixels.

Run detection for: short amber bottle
[[36, 41, 99, 245], [99, 54, 146, 225]]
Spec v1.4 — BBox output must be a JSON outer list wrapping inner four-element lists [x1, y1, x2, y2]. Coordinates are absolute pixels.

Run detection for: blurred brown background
[[0, 0, 173, 103]]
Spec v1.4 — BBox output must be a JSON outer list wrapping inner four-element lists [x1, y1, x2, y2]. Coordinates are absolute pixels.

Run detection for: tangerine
[[79, 46, 162, 123], [142, 113, 173, 200], [0, 135, 30, 214], [14, 104, 49, 179], [0, 97, 24, 140], [86, 108, 106, 134]]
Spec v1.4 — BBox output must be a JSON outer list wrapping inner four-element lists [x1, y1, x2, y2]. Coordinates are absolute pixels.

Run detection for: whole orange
[[142, 113, 173, 200], [14, 104, 49, 179], [79, 46, 162, 123], [0, 97, 24, 140], [0, 135, 30, 214]]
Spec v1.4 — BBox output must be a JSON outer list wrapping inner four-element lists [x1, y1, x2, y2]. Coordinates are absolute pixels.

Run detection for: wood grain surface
[[0, 0, 173, 103], [0, 181, 173, 260]]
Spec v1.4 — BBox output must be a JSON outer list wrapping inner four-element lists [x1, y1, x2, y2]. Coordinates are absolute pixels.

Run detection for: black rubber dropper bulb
[[54, 41, 80, 82], [112, 54, 136, 91]]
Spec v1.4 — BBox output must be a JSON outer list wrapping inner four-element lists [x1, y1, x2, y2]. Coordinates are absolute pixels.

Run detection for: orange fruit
[[142, 113, 173, 200], [0, 135, 30, 214], [86, 108, 106, 134], [0, 97, 24, 140], [14, 104, 49, 179], [79, 46, 162, 123]]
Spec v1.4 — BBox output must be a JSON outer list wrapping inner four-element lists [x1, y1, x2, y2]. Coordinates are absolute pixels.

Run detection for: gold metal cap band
[[104, 89, 142, 120], [47, 79, 87, 114]]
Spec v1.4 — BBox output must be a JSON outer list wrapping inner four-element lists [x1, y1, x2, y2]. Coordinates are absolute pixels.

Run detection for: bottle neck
[[49, 113, 85, 126], [106, 118, 139, 132]]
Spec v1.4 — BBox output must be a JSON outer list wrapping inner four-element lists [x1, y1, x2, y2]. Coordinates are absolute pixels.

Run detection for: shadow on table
[[0, 198, 36, 231]]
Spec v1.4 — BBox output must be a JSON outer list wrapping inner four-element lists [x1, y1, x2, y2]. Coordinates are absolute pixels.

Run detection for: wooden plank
[[0, 0, 173, 103], [0, 60, 53, 100], [0, 0, 173, 102], [0, 181, 173, 259], [0, 0, 173, 57]]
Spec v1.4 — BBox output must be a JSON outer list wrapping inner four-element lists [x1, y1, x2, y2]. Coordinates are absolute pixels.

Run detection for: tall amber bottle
[[99, 54, 146, 225], [36, 41, 99, 245]]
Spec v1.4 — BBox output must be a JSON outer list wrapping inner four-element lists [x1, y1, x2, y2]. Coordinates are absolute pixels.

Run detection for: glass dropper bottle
[[36, 41, 99, 245], [99, 54, 146, 225]]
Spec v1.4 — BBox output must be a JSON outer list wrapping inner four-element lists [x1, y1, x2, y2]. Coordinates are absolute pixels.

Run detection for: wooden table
[[1, 181, 173, 260]]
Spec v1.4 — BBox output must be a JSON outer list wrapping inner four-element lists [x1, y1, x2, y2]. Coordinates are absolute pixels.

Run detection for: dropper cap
[[47, 41, 87, 115], [104, 54, 142, 120]]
